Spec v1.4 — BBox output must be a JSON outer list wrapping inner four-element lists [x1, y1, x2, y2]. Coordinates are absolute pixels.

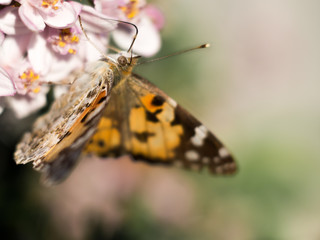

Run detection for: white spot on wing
[[219, 147, 230, 158], [167, 97, 177, 108], [191, 125, 208, 147], [185, 150, 200, 161]]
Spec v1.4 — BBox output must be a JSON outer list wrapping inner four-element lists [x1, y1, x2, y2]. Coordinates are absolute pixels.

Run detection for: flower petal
[[144, 5, 165, 30], [112, 16, 161, 57], [0, 36, 24, 69], [0, 7, 31, 35], [28, 32, 53, 75], [41, 2, 78, 29], [68, 1, 83, 16], [19, 2, 46, 31], [0, 67, 16, 96], [0, 0, 12, 5], [79, 5, 117, 34], [78, 32, 108, 62], [7, 90, 48, 118], [0, 34, 32, 68], [0, 31, 4, 45], [44, 54, 82, 83]]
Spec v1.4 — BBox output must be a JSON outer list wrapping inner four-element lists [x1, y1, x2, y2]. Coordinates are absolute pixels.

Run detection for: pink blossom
[[95, 0, 164, 56], [0, 33, 53, 116], [22, 31, 82, 88], [95, 0, 147, 20], [17, 0, 81, 31], [47, 27, 81, 55], [45, 5, 115, 58], [12, 60, 43, 95], [0, 0, 165, 117], [0, 35, 50, 118], [1, 5, 115, 117]]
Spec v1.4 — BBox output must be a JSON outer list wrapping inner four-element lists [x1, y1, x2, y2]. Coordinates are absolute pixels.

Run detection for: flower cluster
[[0, 0, 164, 118]]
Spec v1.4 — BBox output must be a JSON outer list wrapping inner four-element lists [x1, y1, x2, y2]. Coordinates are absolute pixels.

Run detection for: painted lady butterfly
[[14, 47, 236, 185]]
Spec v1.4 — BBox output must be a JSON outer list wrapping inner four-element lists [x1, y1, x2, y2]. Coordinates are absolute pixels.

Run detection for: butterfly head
[[113, 52, 141, 76]]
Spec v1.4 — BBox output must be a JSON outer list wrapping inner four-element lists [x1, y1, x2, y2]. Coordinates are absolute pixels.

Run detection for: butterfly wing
[[14, 61, 113, 184], [85, 73, 236, 175]]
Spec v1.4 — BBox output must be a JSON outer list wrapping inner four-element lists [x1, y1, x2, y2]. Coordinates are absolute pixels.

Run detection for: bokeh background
[[1, 0, 320, 239]]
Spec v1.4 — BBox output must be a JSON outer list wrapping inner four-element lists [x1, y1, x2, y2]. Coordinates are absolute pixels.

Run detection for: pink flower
[[0, 33, 52, 117], [0, 0, 165, 118], [17, 0, 81, 31], [46, 6, 115, 60], [12, 60, 43, 95], [47, 26, 81, 55], [95, 0, 147, 20], [95, 0, 164, 57]]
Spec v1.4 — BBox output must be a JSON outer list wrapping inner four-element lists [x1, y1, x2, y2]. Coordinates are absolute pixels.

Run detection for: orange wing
[[85, 73, 236, 175]]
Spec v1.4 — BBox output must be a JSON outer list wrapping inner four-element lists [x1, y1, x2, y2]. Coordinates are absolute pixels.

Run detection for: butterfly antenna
[[78, 16, 108, 58], [123, 21, 138, 53], [137, 44, 210, 65], [78, 16, 138, 60], [106, 19, 138, 64]]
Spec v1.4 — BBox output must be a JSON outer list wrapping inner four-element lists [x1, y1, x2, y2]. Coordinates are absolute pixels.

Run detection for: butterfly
[[14, 49, 237, 185]]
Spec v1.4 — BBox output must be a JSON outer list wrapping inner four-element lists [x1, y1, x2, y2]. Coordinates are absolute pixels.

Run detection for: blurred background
[[1, 0, 320, 239]]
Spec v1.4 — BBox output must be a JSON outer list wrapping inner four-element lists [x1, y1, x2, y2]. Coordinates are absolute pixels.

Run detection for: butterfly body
[[15, 53, 236, 185]]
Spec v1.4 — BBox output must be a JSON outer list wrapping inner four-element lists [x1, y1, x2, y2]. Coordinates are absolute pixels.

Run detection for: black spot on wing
[[151, 95, 165, 106], [76, 106, 86, 114], [129, 154, 172, 166], [81, 112, 90, 123], [86, 89, 96, 98], [154, 109, 163, 115], [98, 96, 107, 104], [99, 147, 123, 158], [134, 131, 155, 142], [146, 111, 159, 123], [98, 139, 105, 147], [170, 107, 181, 126]]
